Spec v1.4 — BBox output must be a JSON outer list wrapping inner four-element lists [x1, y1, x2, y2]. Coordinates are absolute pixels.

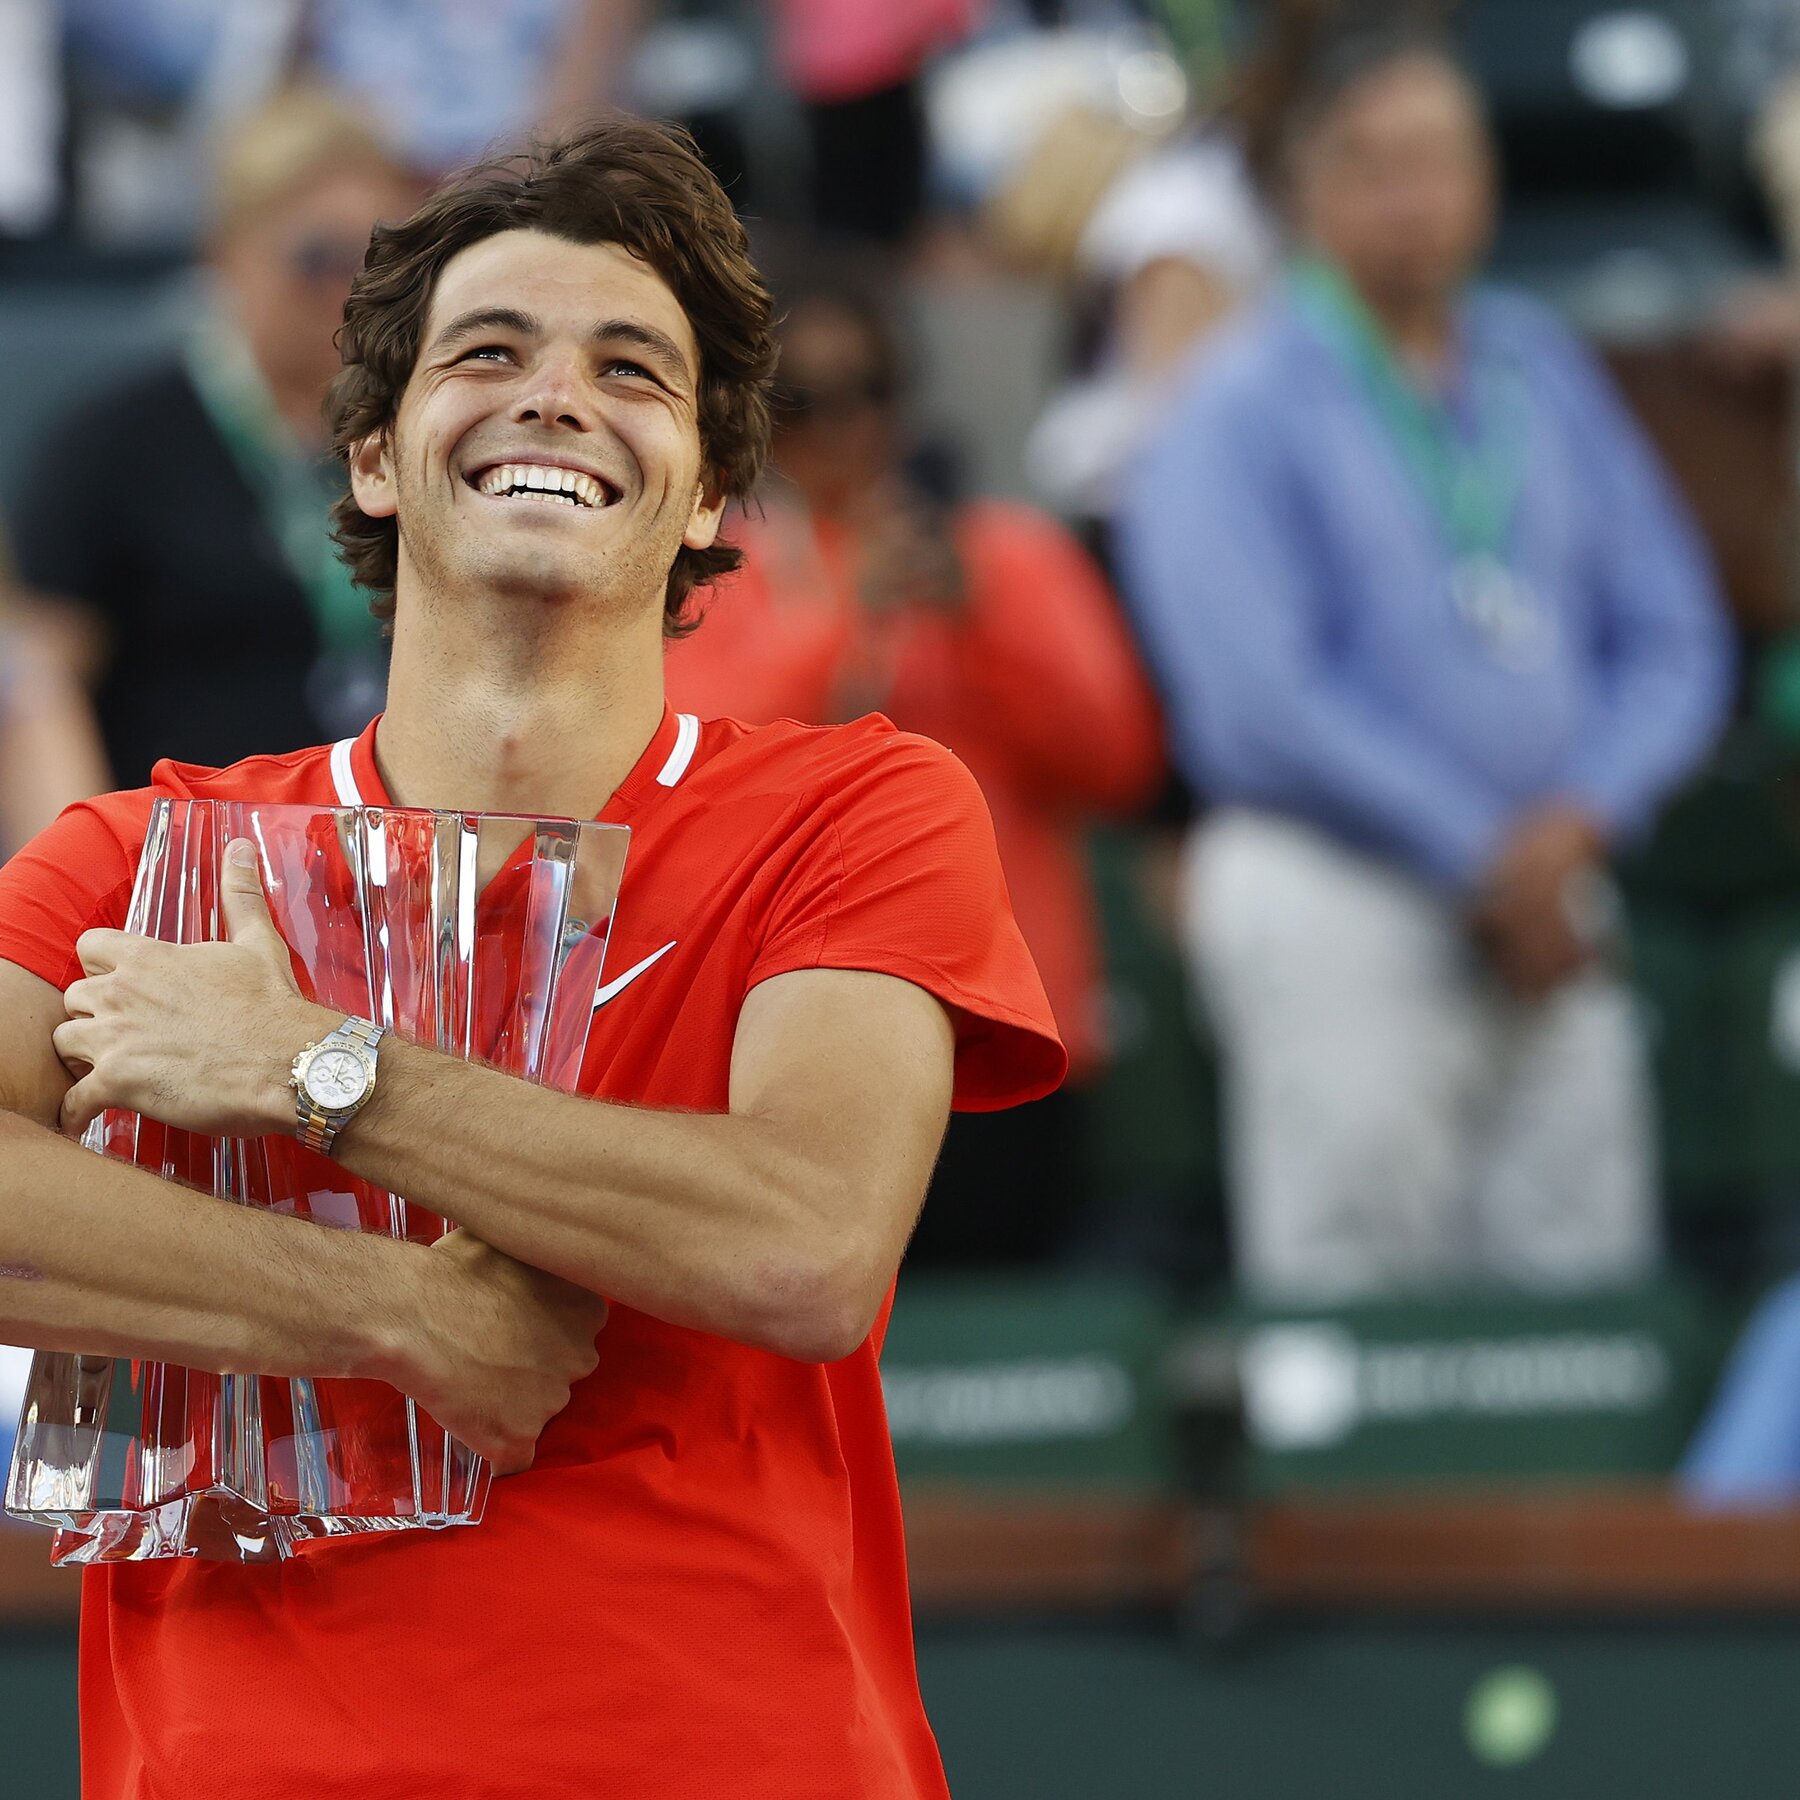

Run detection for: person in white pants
[[1116, 32, 1733, 1300], [1186, 812, 1657, 1299]]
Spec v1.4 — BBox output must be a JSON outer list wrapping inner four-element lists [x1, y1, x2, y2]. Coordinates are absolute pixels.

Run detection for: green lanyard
[[1290, 259, 1531, 567], [183, 316, 381, 657]]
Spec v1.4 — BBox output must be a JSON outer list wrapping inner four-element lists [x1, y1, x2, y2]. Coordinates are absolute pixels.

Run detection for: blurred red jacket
[[666, 498, 1164, 1079]]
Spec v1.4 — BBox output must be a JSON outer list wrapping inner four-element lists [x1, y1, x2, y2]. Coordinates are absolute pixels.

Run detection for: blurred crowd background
[[11, 0, 1800, 1792]]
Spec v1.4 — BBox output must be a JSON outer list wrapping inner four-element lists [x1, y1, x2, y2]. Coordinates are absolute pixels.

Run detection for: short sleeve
[[746, 730, 1067, 1111], [0, 791, 151, 990]]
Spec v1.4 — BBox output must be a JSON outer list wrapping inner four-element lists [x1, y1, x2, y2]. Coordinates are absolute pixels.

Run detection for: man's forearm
[[0, 1110, 421, 1384], [52, 927, 953, 1364], [333, 1040, 868, 1359]]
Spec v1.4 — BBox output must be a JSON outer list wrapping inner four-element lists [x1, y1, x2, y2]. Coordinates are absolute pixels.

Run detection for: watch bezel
[[293, 1038, 378, 1114]]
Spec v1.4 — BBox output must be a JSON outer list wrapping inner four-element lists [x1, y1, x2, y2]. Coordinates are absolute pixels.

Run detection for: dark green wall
[[0, 1631, 77, 1799], [919, 1618, 1800, 1798], [8, 1616, 1800, 1798]]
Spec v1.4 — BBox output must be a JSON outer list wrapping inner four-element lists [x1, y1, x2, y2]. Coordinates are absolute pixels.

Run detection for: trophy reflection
[[4, 798, 628, 1564]]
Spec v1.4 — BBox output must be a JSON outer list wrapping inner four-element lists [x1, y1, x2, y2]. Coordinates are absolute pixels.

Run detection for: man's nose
[[513, 353, 595, 432]]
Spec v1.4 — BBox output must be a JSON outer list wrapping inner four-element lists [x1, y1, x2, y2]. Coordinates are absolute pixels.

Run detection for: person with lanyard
[[1115, 28, 1733, 1301], [7, 84, 414, 788]]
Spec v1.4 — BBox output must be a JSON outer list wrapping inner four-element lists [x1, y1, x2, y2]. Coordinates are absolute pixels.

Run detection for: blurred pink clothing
[[770, 0, 976, 101], [666, 499, 1163, 1077]]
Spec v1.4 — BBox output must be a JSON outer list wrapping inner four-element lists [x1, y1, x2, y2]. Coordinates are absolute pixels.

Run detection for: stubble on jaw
[[393, 468, 703, 633]]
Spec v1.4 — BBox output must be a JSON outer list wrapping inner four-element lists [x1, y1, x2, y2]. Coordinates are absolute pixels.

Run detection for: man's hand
[[828, 481, 965, 721], [1703, 277, 1800, 377], [1471, 803, 1609, 1001], [854, 480, 964, 620], [400, 1230, 609, 1474], [54, 839, 331, 1139]]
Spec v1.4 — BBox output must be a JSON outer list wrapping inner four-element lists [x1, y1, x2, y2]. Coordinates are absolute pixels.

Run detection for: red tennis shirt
[[0, 704, 1065, 1800]]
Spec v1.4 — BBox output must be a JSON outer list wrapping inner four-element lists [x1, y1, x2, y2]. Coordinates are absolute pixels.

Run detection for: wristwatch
[[291, 1017, 386, 1155]]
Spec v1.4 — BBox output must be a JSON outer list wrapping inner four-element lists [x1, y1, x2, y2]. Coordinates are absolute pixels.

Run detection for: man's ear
[[682, 476, 728, 553], [348, 431, 397, 520]]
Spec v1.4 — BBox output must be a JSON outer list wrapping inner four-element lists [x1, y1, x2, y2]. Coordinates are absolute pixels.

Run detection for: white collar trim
[[656, 713, 700, 788], [329, 715, 697, 807], [329, 736, 364, 807]]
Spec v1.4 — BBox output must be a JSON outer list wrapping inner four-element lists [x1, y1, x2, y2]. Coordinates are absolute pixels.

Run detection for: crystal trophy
[[4, 798, 628, 1564]]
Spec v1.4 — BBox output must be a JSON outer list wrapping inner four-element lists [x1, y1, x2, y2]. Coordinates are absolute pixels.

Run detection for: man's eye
[[603, 358, 652, 380], [460, 344, 511, 363]]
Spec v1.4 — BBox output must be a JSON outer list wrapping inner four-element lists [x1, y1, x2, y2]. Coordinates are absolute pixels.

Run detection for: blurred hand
[[853, 481, 964, 620], [1702, 278, 1800, 377], [404, 1230, 608, 1475], [1471, 803, 1609, 1001]]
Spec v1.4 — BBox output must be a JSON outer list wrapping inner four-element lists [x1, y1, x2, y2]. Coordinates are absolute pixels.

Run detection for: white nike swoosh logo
[[592, 940, 678, 1009]]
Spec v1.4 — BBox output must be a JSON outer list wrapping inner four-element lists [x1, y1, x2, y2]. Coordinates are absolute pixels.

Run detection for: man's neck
[[373, 587, 668, 820], [1357, 281, 1460, 378], [224, 307, 328, 452]]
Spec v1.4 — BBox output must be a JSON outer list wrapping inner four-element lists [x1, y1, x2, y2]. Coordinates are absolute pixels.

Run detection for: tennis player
[[0, 121, 1063, 1798]]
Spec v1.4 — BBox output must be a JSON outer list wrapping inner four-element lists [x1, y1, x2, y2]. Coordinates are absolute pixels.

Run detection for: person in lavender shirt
[[1115, 29, 1733, 1301]]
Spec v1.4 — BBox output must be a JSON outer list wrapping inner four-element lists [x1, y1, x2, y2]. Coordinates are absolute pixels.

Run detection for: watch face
[[305, 1047, 369, 1111]]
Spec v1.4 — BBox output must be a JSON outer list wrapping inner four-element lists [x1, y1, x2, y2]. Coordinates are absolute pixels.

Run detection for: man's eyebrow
[[430, 306, 539, 352], [591, 318, 693, 383]]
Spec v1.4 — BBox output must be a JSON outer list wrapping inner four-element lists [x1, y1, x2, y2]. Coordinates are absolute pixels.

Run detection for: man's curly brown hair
[[326, 119, 775, 634]]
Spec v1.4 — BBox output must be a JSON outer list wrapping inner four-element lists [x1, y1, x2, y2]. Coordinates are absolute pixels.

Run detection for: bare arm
[[0, 957, 603, 1469], [538, 0, 649, 128], [56, 853, 960, 1363], [332, 965, 956, 1361], [0, 959, 73, 1131], [0, 598, 112, 847]]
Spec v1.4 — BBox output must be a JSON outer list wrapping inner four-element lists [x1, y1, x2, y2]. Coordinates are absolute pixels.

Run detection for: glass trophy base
[[15, 1483, 472, 1567], [9, 1348, 491, 1565]]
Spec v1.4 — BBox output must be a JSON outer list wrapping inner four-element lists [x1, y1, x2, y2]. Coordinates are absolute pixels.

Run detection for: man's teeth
[[475, 463, 608, 507]]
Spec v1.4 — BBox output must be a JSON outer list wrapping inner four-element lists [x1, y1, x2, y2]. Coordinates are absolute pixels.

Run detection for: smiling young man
[[0, 123, 1063, 1798]]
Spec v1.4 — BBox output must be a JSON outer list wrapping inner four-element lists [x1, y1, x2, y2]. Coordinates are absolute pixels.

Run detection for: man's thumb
[[221, 839, 287, 958]]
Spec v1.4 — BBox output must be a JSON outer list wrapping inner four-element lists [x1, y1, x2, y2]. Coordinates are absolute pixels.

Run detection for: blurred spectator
[[6, 85, 413, 787], [1025, 131, 1276, 527], [666, 277, 1163, 1265], [0, 0, 60, 240], [301, 0, 642, 179], [1116, 31, 1733, 1302], [0, 1341, 26, 1476], [1701, 50, 1800, 375], [55, 2, 638, 242], [772, 0, 979, 245], [1681, 1272, 1800, 1509], [1709, 58, 1800, 738], [61, 0, 306, 245]]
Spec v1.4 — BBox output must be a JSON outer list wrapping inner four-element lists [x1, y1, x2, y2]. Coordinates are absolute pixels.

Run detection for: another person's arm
[[912, 504, 1164, 813], [538, 0, 649, 129], [1115, 375, 1512, 888], [1537, 322, 1735, 842], [1470, 327, 1732, 997], [4, 398, 121, 814], [0, 596, 112, 846]]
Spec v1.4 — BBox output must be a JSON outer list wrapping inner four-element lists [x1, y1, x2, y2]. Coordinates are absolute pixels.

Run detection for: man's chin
[[447, 543, 603, 606]]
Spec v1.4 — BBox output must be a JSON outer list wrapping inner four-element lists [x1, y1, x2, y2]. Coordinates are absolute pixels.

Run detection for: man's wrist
[[338, 1234, 439, 1389], [268, 1002, 353, 1137], [1554, 802, 1608, 862]]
